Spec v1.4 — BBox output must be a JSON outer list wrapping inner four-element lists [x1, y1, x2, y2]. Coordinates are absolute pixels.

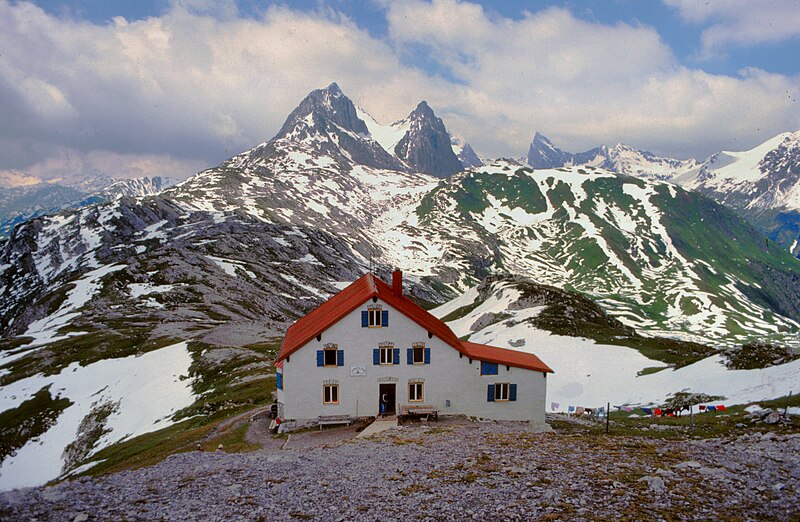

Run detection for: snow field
[[0, 341, 195, 491]]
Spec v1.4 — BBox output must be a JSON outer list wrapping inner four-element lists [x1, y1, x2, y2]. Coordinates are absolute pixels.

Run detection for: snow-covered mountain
[[526, 132, 698, 180], [673, 131, 800, 256], [3, 83, 800, 490], [0, 176, 180, 239]]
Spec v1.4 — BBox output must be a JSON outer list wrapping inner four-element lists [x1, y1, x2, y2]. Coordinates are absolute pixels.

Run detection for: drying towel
[[642, 407, 653, 415], [551, 402, 560, 411], [576, 407, 585, 415], [699, 405, 706, 411], [568, 406, 575, 413], [707, 406, 717, 411], [717, 405, 727, 412]]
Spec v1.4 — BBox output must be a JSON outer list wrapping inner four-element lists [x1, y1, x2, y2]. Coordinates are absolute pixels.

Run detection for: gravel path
[[1, 419, 798, 521]]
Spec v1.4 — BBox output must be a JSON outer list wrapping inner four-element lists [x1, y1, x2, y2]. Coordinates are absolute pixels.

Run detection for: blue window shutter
[[510, 384, 517, 401], [487, 384, 495, 402], [276, 372, 282, 390], [482, 362, 498, 375], [424, 347, 431, 364], [393, 348, 400, 365], [382, 310, 389, 327], [407, 348, 413, 365], [316, 350, 324, 367], [373, 348, 380, 365], [361, 311, 368, 327], [337, 350, 344, 366]]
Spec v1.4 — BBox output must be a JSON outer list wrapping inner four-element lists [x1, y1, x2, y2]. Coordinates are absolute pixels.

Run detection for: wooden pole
[[605, 402, 610, 434]]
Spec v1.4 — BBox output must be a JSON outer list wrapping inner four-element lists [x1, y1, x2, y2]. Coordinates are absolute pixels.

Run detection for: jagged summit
[[234, 83, 468, 177], [394, 100, 463, 178]]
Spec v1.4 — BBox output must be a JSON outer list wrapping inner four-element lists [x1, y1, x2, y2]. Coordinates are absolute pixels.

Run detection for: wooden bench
[[317, 415, 352, 430], [405, 406, 439, 422]]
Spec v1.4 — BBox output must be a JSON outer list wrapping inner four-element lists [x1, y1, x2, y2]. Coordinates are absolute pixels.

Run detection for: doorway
[[379, 383, 396, 416]]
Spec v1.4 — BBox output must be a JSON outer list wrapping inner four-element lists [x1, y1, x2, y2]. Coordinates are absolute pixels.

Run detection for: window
[[368, 307, 382, 327], [323, 384, 339, 404], [373, 344, 399, 365], [380, 346, 393, 365], [409, 382, 424, 402], [495, 383, 510, 401], [276, 371, 283, 390], [481, 361, 498, 375], [362, 307, 388, 327], [407, 343, 430, 365], [317, 344, 344, 367], [487, 383, 517, 402], [324, 346, 338, 366]]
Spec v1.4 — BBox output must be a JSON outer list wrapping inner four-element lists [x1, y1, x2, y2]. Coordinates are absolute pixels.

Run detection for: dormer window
[[362, 306, 388, 327]]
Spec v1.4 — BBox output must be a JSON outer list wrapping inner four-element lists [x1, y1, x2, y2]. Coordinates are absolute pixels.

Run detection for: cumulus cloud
[[1, 0, 799, 178], [0, 1, 445, 175], [383, 0, 800, 158], [664, 0, 800, 59]]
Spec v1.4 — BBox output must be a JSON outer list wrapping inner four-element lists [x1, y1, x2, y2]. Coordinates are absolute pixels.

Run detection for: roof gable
[[276, 273, 553, 374]]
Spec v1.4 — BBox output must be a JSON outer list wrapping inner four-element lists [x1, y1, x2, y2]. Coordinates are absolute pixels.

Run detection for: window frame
[[323, 347, 338, 367], [412, 346, 425, 364], [409, 382, 424, 402], [494, 383, 510, 402], [323, 384, 339, 404], [379, 346, 394, 365], [367, 306, 382, 328]]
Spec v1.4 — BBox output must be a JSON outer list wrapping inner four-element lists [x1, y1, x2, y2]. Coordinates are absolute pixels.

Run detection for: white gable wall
[[278, 298, 547, 425]]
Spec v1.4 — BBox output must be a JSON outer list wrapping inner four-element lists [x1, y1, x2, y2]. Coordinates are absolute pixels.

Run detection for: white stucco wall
[[279, 297, 547, 426]]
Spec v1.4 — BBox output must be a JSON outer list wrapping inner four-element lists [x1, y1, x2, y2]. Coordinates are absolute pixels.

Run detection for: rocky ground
[[1, 417, 798, 521]]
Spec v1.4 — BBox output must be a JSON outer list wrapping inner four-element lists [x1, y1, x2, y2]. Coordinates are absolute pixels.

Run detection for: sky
[[1, 0, 799, 184]]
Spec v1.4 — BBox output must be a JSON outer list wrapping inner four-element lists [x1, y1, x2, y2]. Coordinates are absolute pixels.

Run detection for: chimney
[[392, 269, 403, 296]]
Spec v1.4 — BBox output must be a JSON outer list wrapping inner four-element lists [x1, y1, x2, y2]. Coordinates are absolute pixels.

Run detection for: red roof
[[276, 273, 553, 374], [461, 341, 553, 373]]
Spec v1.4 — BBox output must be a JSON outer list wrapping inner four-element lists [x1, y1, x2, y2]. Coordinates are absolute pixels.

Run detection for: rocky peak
[[274, 83, 369, 139], [526, 132, 571, 169], [394, 101, 462, 178]]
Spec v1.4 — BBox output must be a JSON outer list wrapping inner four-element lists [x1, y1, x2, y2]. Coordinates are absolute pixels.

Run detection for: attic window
[[362, 306, 388, 328]]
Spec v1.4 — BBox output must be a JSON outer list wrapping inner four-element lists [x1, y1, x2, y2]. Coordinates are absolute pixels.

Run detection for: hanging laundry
[[624, 407, 633, 412], [717, 405, 727, 412], [568, 406, 575, 413], [654, 408, 662, 416], [551, 402, 560, 411], [699, 405, 706, 411], [641, 407, 653, 415], [576, 407, 585, 415], [707, 405, 717, 411]]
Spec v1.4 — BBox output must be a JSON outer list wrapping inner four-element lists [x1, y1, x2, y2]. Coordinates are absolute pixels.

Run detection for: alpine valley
[[2, 83, 800, 490]]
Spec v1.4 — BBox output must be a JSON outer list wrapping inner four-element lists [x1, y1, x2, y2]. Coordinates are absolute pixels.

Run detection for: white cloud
[[0, 0, 798, 177], [664, 0, 800, 59], [383, 0, 800, 159]]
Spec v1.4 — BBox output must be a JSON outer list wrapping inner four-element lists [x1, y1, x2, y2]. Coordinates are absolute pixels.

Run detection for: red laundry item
[[699, 405, 706, 411], [717, 405, 727, 412], [654, 408, 662, 416]]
